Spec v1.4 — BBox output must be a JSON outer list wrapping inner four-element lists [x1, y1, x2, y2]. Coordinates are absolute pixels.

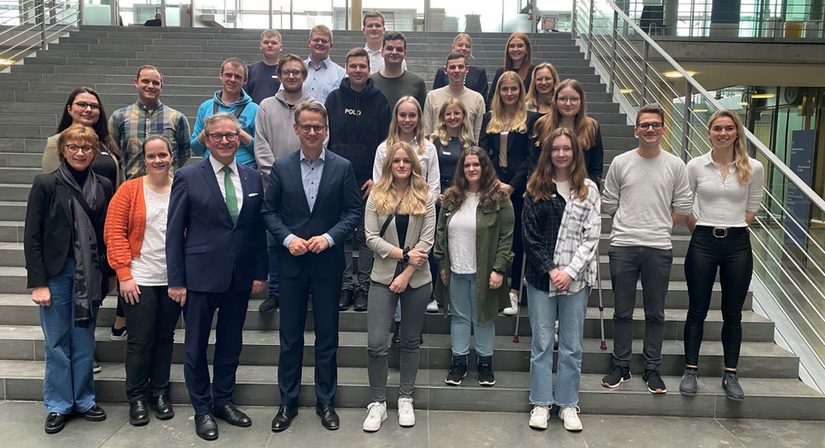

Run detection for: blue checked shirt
[[282, 148, 335, 248]]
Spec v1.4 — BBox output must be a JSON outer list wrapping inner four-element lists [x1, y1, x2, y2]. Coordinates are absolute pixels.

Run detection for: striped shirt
[[109, 101, 191, 179]]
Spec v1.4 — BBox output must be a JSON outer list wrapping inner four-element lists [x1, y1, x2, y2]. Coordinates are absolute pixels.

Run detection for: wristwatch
[[402, 247, 411, 263]]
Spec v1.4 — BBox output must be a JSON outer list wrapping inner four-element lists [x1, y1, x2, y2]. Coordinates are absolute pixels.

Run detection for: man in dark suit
[[166, 113, 267, 441], [263, 100, 361, 432]]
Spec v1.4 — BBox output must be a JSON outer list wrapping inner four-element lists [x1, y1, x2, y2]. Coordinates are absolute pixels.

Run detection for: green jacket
[[433, 194, 515, 323]]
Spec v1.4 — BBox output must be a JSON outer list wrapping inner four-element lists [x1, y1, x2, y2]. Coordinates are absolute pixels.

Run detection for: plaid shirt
[[109, 101, 191, 179], [523, 178, 601, 295]]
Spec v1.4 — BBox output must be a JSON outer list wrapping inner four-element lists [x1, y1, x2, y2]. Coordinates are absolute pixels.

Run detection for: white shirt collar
[[209, 155, 239, 175]]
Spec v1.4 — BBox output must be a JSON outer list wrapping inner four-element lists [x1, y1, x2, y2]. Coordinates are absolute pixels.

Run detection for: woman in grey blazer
[[362, 141, 437, 432]]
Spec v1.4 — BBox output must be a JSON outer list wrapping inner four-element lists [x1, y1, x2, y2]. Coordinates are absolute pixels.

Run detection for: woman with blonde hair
[[680, 109, 764, 401], [479, 71, 539, 316], [435, 147, 514, 387], [525, 63, 560, 114], [432, 33, 488, 99], [523, 127, 601, 432], [362, 142, 436, 432], [487, 33, 535, 108], [430, 97, 475, 193], [533, 79, 603, 185]]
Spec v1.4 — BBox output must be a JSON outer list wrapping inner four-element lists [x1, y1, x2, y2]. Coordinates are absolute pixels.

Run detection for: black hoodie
[[325, 77, 391, 185]]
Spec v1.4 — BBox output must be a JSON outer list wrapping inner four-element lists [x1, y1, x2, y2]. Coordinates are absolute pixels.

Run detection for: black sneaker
[[444, 355, 468, 386], [679, 368, 698, 396], [338, 290, 354, 311], [259, 294, 279, 312], [353, 290, 368, 312], [642, 369, 667, 394], [601, 365, 631, 388], [722, 371, 745, 401], [477, 355, 495, 386], [44, 412, 67, 434], [110, 324, 127, 341]]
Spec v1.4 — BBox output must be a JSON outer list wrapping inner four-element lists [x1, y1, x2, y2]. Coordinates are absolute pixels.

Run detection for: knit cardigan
[[103, 177, 147, 281]]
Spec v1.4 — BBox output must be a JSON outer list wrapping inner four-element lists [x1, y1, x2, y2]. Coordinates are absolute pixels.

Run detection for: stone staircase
[[0, 25, 823, 421]]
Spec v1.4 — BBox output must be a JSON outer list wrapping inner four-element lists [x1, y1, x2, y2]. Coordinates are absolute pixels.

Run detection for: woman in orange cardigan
[[104, 136, 177, 427]]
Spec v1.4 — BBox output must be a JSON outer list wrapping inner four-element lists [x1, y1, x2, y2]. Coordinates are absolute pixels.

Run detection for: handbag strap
[[379, 202, 402, 238]]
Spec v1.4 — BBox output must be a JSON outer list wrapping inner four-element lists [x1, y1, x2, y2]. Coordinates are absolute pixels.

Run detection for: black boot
[[477, 355, 496, 386], [444, 354, 468, 386]]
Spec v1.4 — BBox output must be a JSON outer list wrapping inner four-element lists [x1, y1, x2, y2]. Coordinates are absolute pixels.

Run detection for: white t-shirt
[[448, 192, 479, 274], [131, 184, 170, 286], [554, 179, 571, 200]]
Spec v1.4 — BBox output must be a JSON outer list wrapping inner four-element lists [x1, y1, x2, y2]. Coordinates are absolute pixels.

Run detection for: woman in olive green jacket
[[434, 147, 514, 387]]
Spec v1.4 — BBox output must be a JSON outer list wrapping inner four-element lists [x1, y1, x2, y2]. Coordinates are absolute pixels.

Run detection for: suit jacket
[[479, 111, 539, 192], [262, 149, 362, 278], [364, 192, 436, 288], [166, 158, 267, 293], [24, 171, 114, 288]]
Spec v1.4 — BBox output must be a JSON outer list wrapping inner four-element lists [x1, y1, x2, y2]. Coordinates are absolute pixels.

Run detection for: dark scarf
[[56, 162, 104, 326]]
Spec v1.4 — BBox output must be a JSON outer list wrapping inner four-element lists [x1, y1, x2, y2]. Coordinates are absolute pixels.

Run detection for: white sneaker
[[528, 405, 549, 429], [502, 292, 519, 316], [362, 401, 387, 432], [426, 299, 439, 313], [397, 397, 415, 427], [558, 406, 583, 432]]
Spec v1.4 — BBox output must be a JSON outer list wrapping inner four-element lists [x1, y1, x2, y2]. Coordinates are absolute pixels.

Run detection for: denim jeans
[[527, 283, 589, 407], [684, 226, 752, 368], [449, 272, 495, 357], [40, 258, 99, 414], [366, 281, 431, 402]]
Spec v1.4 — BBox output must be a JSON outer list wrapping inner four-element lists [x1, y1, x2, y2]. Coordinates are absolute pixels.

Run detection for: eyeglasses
[[207, 132, 240, 143], [298, 124, 326, 133], [280, 69, 303, 78], [73, 101, 100, 110], [637, 122, 664, 130], [64, 144, 95, 154], [557, 96, 581, 104]]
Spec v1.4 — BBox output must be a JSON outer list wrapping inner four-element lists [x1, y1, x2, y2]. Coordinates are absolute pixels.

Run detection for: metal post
[[79, 0, 84, 26], [640, 40, 649, 103], [269, 0, 272, 29], [586, 0, 594, 61], [37, 0, 46, 49], [681, 82, 693, 162], [609, 10, 618, 94], [571, 0, 578, 37]]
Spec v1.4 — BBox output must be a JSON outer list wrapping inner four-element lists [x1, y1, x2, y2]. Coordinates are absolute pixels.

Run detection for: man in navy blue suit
[[263, 100, 361, 432], [166, 113, 267, 441]]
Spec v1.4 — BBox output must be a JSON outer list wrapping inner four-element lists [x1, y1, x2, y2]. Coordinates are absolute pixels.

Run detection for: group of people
[[23, 9, 764, 442]]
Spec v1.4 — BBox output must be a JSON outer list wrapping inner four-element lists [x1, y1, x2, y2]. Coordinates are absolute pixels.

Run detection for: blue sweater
[[190, 90, 258, 168]]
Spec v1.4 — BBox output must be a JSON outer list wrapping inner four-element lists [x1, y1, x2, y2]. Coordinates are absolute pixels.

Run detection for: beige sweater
[[422, 86, 485, 144]]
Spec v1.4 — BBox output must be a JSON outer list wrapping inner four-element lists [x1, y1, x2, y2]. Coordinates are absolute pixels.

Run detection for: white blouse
[[130, 184, 170, 286], [448, 192, 479, 274], [686, 151, 765, 228], [373, 138, 441, 194]]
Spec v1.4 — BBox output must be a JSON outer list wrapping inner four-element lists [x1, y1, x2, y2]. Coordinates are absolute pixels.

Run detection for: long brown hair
[[527, 127, 589, 202], [708, 109, 753, 185], [533, 79, 598, 151], [442, 147, 506, 210], [503, 33, 532, 80], [371, 141, 429, 215], [486, 71, 528, 134]]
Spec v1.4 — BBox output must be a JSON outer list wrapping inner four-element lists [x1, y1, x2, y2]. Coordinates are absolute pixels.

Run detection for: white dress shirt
[[209, 156, 244, 216]]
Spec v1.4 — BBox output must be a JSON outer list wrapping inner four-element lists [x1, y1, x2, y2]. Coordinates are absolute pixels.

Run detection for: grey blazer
[[364, 192, 437, 288]]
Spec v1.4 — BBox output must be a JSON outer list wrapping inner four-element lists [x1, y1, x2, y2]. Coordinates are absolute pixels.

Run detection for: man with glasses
[[245, 29, 283, 104], [303, 25, 346, 104], [600, 104, 693, 395], [167, 113, 267, 441], [369, 31, 426, 110], [264, 101, 361, 433], [110, 65, 191, 179], [254, 53, 313, 313], [325, 47, 391, 311], [191, 57, 258, 168]]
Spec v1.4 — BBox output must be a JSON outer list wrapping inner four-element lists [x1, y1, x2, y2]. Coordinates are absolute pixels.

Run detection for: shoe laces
[[530, 406, 549, 419], [366, 401, 384, 417], [723, 372, 740, 385], [398, 398, 414, 414]]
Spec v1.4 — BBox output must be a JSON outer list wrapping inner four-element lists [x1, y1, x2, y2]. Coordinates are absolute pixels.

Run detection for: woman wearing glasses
[[533, 79, 603, 186], [680, 110, 765, 401], [25, 124, 115, 434], [104, 136, 179, 426]]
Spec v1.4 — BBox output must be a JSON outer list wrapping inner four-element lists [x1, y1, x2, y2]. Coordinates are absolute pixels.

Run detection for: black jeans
[[684, 226, 752, 369], [121, 285, 182, 401]]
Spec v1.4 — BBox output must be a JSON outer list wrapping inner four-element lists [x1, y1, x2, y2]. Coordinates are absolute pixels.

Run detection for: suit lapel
[[310, 152, 334, 217], [54, 179, 73, 223], [290, 152, 312, 216]]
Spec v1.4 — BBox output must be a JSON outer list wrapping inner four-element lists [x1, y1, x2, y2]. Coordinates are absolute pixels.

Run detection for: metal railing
[[573, 0, 825, 391], [0, 0, 80, 70]]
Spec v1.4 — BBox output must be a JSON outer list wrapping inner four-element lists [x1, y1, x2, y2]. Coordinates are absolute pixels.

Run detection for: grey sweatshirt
[[601, 148, 693, 250], [254, 90, 313, 178]]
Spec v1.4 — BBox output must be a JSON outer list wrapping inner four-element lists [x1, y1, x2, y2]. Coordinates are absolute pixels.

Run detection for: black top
[[245, 61, 282, 104], [92, 152, 119, 190], [478, 111, 539, 193], [395, 214, 410, 249], [487, 65, 537, 110], [522, 192, 566, 291], [433, 136, 464, 192], [432, 65, 489, 101], [144, 18, 161, 26]]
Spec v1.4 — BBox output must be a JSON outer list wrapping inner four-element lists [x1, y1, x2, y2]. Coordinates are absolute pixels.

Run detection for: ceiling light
[[693, 108, 708, 113], [663, 70, 696, 78], [751, 93, 775, 99], [619, 88, 634, 94]]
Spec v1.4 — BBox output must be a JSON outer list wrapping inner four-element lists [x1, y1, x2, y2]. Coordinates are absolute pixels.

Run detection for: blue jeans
[[527, 282, 589, 407], [40, 258, 99, 414], [449, 272, 494, 357]]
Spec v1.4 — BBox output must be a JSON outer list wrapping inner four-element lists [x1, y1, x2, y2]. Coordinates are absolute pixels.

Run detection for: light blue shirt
[[282, 148, 335, 249], [303, 56, 346, 104]]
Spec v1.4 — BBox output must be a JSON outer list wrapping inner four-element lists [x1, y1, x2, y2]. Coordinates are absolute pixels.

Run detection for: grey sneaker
[[722, 371, 745, 401], [642, 369, 667, 394], [679, 368, 698, 396]]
